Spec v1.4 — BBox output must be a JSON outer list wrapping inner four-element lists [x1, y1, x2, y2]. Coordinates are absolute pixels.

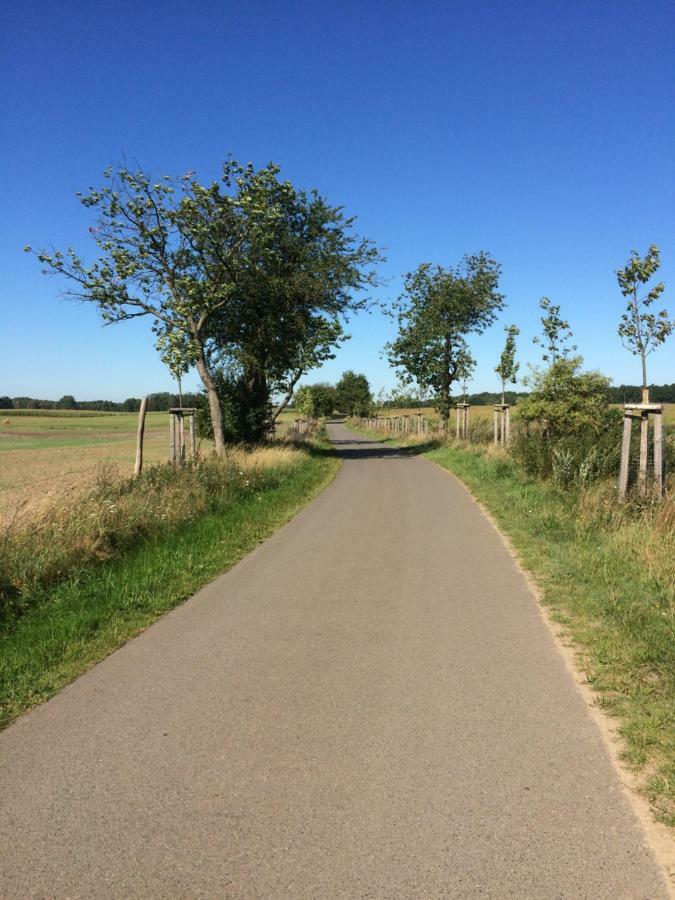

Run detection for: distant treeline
[[378, 384, 675, 408], [0, 392, 203, 412]]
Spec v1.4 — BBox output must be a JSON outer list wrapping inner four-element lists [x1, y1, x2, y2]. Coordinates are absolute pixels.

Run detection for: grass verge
[[0, 439, 339, 729], [350, 421, 675, 827]]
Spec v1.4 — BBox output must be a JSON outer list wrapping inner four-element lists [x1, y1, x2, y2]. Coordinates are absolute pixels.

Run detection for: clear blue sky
[[2, 0, 674, 401]]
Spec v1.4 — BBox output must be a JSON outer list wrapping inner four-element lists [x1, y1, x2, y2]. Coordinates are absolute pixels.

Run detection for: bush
[[196, 369, 270, 444], [512, 359, 622, 484]]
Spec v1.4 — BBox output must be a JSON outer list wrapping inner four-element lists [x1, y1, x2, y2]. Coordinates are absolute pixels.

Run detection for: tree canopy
[[334, 371, 372, 416], [616, 244, 671, 396], [386, 253, 504, 427], [28, 159, 381, 448]]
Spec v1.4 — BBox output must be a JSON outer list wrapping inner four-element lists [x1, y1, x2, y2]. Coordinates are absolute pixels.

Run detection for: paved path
[[0, 423, 668, 898]]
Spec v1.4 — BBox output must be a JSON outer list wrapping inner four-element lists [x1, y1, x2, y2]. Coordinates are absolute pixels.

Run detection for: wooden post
[[179, 414, 185, 462], [639, 411, 649, 498], [456, 407, 460, 439], [618, 411, 632, 500], [169, 412, 176, 465], [505, 406, 511, 444], [134, 396, 148, 476], [493, 408, 499, 445], [189, 412, 196, 459], [654, 408, 663, 496]]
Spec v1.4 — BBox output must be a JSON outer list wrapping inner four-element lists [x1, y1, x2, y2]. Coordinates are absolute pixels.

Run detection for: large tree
[[616, 244, 671, 400], [209, 182, 380, 435], [27, 160, 380, 452], [335, 370, 372, 416], [386, 253, 504, 429]]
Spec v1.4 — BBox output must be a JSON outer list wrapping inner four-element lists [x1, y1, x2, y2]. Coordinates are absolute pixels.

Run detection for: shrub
[[513, 359, 622, 483]]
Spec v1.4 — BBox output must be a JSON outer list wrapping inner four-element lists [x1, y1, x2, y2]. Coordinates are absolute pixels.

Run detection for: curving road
[[0, 422, 668, 897]]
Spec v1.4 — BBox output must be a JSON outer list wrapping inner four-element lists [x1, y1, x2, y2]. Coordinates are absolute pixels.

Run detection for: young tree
[[386, 253, 504, 430], [533, 298, 576, 365], [495, 324, 520, 403], [616, 244, 671, 400], [456, 345, 476, 404], [335, 370, 372, 416], [156, 328, 191, 407]]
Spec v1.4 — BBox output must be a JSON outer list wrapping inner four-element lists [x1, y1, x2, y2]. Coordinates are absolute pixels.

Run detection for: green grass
[[0, 441, 339, 729], [350, 421, 675, 826]]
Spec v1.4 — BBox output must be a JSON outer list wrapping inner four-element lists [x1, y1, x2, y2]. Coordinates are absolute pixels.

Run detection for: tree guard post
[[456, 403, 469, 439], [618, 402, 664, 500], [134, 396, 148, 476], [493, 404, 510, 446], [169, 408, 197, 466]]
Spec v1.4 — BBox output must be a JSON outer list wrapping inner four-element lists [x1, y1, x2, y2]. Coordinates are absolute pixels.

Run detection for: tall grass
[[1, 443, 310, 620]]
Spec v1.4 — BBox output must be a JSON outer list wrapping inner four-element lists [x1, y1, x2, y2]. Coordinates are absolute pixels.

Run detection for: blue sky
[[2, 0, 674, 401]]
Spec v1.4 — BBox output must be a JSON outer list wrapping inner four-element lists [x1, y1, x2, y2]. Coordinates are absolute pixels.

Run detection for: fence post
[[134, 396, 148, 476], [638, 411, 649, 498], [654, 408, 663, 496], [189, 412, 197, 459]]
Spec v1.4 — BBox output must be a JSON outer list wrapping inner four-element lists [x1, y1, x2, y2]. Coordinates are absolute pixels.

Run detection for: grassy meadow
[[350, 419, 675, 826]]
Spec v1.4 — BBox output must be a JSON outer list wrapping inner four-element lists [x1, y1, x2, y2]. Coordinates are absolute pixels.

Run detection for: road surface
[[0, 422, 668, 897]]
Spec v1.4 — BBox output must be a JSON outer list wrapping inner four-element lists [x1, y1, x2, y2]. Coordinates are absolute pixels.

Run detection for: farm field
[[0, 408, 302, 522], [0, 410, 200, 521]]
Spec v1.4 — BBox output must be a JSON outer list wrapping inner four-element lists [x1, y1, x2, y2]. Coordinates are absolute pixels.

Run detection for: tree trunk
[[272, 369, 304, 423], [641, 353, 649, 402], [195, 354, 226, 454]]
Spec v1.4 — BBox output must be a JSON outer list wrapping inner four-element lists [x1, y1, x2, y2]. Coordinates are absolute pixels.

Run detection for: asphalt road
[[0, 422, 668, 898]]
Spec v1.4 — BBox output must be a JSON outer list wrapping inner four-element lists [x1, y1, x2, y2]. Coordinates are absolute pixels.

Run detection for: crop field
[[0, 410, 191, 521], [0, 408, 305, 523]]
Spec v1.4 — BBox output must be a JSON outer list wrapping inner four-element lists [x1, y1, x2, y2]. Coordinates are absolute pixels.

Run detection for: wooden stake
[[654, 409, 663, 496], [638, 411, 649, 498], [134, 396, 148, 476], [189, 413, 196, 459], [618, 411, 632, 500], [493, 409, 499, 445], [169, 412, 176, 465], [505, 407, 511, 444]]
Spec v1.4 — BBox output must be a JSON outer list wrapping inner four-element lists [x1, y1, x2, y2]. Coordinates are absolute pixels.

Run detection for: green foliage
[[27, 159, 381, 451], [293, 383, 335, 418], [0, 397, 14, 409], [196, 366, 270, 443], [334, 370, 372, 416], [532, 298, 576, 365], [514, 358, 621, 483], [57, 395, 78, 410], [386, 252, 504, 427], [495, 324, 520, 402], [616, 244, 671, 391]]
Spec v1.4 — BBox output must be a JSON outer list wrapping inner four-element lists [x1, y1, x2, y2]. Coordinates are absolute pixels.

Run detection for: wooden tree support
[[134, 396, 148, 476], [455, 403, 470, 439], [493, 404, 511, 446], [618, 403, 664, 500], [169, 408, 197, 466]]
